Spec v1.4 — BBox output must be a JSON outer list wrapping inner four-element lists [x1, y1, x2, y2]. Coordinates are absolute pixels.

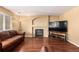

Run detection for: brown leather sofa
[[0, 40, 2, 51], [0, 30, 25, 52]]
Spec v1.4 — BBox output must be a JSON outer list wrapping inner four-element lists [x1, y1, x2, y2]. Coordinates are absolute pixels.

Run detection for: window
[[5, 15, 11, 30], [0, 13, 12, 31], [0, 14, 3, 31]]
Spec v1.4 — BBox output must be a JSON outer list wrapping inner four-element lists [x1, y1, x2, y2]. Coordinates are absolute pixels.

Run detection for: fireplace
[[35, 29, 43, 37]]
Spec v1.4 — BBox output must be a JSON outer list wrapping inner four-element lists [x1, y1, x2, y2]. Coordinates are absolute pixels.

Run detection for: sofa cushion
[[8, 30, 17, 37], [2, 35, 23, 49], [0, 31, 10, 41]]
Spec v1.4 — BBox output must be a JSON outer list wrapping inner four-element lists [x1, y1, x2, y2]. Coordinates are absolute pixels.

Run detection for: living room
[[0, 6, 79, 52]]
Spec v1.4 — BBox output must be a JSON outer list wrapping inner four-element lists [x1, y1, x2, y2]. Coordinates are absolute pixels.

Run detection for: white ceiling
[[4, 6, 75, 16]]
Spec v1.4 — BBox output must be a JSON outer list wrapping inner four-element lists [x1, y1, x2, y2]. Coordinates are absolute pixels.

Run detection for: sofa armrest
[[17, 32, 25, 38], [0, 40, 2, 52], [23, 32, 25, 36], [17, 32, 25, 35]]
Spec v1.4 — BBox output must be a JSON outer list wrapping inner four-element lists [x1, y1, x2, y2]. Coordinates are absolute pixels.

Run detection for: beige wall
[[19, 16, 33, 37], [60, 7, 79, 46], [50, 16, 60, 21], [12, 15, 20, 31], [19, 16, 48, 37], [33, 16, 48, 37], [17, 16, 59, 37]]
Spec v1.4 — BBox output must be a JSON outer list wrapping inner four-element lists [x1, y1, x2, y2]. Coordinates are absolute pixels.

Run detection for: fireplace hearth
[[35, 29, 43, 37]]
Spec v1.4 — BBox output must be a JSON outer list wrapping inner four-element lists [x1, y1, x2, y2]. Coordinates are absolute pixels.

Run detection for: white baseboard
[[68, 40, 79, 47]]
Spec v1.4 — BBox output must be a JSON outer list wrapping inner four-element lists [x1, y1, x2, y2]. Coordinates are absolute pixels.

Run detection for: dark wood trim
[[48, 16, 50, 37], [32, 27, 33, 37]]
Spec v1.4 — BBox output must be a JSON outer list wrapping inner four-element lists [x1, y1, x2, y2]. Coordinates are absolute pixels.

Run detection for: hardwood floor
[[13, 37, 79, 52], [48, 38, 79, 52], [13, 37, 44, 52]]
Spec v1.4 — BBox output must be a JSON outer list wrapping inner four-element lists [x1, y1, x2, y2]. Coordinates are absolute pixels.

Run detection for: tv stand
[[49, 31, 67, 41]]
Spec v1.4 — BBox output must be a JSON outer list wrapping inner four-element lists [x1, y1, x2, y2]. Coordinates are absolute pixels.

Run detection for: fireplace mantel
[[32, 25, 46, 28]]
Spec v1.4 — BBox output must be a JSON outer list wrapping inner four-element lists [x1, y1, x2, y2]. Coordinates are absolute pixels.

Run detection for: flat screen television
[[49, 21, 67, 32]]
